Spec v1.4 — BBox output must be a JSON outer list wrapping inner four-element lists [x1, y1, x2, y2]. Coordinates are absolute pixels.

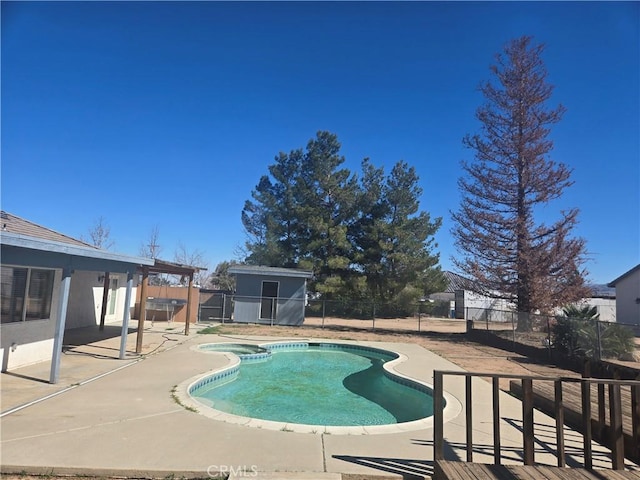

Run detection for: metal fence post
[[221, 294, 226, 324], [546, 316, 552, 361], [270, 295, 274, 327], [372, 302, 376, 331], [322, 299, 325, 329], [596, 320, 602, 361]]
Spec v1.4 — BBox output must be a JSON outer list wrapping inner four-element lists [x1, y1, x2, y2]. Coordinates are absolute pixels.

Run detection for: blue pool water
[[191, 344, 434, 426]]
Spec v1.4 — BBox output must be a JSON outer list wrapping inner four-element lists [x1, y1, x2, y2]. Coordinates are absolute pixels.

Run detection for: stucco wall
[[616, 270, 640, 324], [0, 268, 62, 371], [66, 271, 137, 329]]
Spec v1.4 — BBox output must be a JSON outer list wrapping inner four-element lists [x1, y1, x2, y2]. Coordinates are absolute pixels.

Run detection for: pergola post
[[185, 273, 194, 335], [135, 267, 149, 354], [50, 267, 72, 384], [119, 271, 134, 359], [99, 272, 110, 331]]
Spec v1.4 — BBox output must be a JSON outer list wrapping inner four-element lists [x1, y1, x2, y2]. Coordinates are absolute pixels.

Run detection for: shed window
[[1, 267, 54, 323]]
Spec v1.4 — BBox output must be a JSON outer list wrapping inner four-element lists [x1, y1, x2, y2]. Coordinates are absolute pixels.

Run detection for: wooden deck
[[510, 379, 640, 464], [434, 460, 640, 480], [433, 371, 640, 480]]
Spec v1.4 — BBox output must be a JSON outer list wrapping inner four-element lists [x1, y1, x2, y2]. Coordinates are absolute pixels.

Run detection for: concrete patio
[[1, 322, 636, 479]]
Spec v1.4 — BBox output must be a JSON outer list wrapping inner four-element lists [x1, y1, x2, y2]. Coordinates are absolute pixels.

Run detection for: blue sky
[[2, 1, 638, 285]]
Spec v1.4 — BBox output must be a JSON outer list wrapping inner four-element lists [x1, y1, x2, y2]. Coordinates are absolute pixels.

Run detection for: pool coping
[[175, 339, 462, 435]]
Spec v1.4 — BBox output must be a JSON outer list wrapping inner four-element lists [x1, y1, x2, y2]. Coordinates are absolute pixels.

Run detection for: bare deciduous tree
[[174, 242, 209, 286], [139, 225, 162, 259], [83, 216, 115, 250], [452, 36, 589, 327]]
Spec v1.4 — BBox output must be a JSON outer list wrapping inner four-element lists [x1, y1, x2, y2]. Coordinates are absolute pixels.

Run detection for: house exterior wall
[[615, 270, 640, 324], [586, 298, 617, 323], [66, 271, 136, 328], [1, 268, 62, 371], [233, 274, 306, 325]]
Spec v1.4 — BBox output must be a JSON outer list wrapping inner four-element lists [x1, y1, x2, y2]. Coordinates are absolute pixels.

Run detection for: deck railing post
[[633, 379, 640, 460], [492, 377, 501, 465], [582, 378, 593, 469], [609, 383, 625, 469], [433, 371, 444, 461], [522, 378, 534, 465], [554, 379, 566, 467], [466, 375, 473, 462]]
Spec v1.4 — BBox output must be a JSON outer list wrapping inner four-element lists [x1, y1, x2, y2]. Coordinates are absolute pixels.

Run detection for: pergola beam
[[134, 259, 206, 351]]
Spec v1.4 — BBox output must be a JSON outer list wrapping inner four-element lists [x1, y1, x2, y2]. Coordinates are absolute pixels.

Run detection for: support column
[[135, 268, 149, 354], [185, 273, 194, 335], [119, 272, 134, 360], [99, 272, 110, 331], [50, 267, 72, 384]]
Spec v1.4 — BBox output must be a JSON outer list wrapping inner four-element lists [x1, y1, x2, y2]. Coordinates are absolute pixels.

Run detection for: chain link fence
[[198, 293, 466, 333], [197, 294, 636, 360], [466, 307, 639, 362], [303, 298, 462, 333]]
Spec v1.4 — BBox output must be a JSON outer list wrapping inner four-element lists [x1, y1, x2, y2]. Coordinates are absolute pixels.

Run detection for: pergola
[[97, 258, 206, 354]]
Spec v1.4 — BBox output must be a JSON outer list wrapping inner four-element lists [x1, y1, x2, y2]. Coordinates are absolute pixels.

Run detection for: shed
[[608, 264, 640, 324], [228, 265, 313, 325]]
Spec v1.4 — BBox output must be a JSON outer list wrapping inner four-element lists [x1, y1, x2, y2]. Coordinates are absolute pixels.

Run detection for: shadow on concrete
[[333, 454, 433, 479], [63, 325, 134, 347]]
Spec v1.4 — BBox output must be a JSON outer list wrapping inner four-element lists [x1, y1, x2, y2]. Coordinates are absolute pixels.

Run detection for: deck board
[[434, 461, 640, 480]]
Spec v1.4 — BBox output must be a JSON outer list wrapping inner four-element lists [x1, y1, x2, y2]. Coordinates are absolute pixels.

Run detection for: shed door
[[260, 281, 279, 320]]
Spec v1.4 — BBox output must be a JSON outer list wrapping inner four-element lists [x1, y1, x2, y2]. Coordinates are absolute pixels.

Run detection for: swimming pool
[[183, 341, 447, 433]]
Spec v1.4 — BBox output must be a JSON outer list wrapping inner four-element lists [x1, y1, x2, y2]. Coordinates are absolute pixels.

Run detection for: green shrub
[[552, 316, 635, 360]]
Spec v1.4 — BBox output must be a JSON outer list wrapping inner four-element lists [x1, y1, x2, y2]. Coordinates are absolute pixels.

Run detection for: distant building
[[429, 271, 513, 320], [608, 265, 640, 324]]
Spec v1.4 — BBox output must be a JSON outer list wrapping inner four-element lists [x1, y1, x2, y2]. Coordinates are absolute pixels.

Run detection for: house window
[[1, 266, 55, 324]]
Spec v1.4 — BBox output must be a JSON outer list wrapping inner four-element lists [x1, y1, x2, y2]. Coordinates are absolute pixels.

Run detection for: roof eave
[[1, 232, 154, 266], [607, 264, 640, 287]]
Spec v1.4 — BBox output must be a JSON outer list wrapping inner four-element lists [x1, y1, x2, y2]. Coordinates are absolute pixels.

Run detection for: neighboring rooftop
[[0, 210, 94, 248], [588, 284, 616, 299], [442, 270, 475, 293]]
